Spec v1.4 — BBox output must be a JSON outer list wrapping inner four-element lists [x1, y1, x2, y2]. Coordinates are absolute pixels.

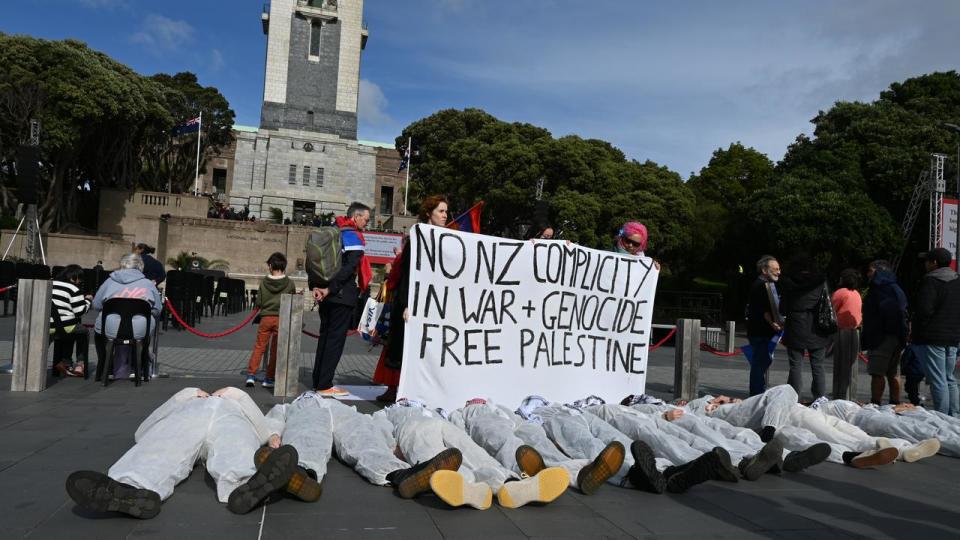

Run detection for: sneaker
[[847, 447, 898, 468], [782, 443, 831, 473], [227, 445, 298, 514], [515, 445, 546, 477], [738, 439, 783, 481], [254, 447, 322, 502], [429, 470, 492, 510], [497, 467, 569, 508], [387, 448, 463, 499], [317, 387, 349, 397], [626, 441, 664, 494], [901, 438, 940, 463], [245, 376, 256, 387], [65, 471, 162, 519], [261, 379, 275, 389], [577, 441, 625, 495], [666, 452, 718, 494], [711, 447, 740, 482]]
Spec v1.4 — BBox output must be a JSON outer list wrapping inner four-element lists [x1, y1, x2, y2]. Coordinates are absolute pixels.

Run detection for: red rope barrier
[[700, 343, 741, 357], [649, 327, 677, 351], [0, 284, 16, 294], [164, 298, 259, 338]]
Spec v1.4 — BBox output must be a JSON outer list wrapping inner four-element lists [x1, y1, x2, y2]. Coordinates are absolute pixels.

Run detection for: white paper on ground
[[331, 384, 387, 401]]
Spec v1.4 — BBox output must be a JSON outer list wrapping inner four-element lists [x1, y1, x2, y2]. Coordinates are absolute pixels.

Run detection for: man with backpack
[[310, 202, 372, 395]]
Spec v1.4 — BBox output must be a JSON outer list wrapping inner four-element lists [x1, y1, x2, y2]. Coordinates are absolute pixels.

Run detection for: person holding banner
[[372, 195, 449, 403]]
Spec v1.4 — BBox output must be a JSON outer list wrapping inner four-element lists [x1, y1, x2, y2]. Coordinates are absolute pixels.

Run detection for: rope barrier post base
[[724, 321, 737, 353], [11, 279, 51, 392], [673, 318, 701, 402], [274, 293, 304, 398]]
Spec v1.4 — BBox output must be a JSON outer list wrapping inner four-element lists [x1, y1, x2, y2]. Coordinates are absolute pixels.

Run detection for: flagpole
[[193, 111, 203, 196], [403, 136, 411, 215]]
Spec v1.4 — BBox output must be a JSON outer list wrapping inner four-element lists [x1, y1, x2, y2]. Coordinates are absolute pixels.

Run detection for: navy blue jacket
[[860, 270, 907, 350]]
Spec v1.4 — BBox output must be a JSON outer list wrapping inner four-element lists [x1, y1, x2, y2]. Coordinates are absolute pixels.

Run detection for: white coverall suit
[[815, 399, 960, 458], [447, 400, 591, 489], [267, 392, 408, 485], [376, 403, 517, 490], [697, 385, 912, 463], [107, 387, 282, 502], [526, 402, 639, 485]]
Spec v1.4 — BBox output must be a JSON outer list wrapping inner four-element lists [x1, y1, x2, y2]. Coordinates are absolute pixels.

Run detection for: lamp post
[[943, 123, 960, 267]]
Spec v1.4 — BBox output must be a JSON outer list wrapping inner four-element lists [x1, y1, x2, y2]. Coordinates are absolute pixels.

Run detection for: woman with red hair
[[372, 195, 449, 402]]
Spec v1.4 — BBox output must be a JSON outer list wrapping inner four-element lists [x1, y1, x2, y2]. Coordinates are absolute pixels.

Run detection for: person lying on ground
[[375, 399, 570, 509], [812, 398, 953, 457], [617, 394, 831, 477], [688, 385, 939, 467], [516, 396, 729, 494], [447, 398, 623, 495], [65, 387, 292, 519]]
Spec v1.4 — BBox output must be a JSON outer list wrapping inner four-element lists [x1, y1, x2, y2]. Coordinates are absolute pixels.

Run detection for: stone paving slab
[[0, 311, 957, 538]]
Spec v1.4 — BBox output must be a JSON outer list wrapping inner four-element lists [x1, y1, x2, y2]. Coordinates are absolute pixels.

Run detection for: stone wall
[[0, 230, 132, 269]]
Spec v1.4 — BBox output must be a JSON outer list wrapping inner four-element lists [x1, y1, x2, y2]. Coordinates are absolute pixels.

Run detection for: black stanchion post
[[673, 318, 701, 401]]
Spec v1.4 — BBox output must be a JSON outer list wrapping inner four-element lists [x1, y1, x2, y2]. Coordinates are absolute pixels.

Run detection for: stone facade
[[231, 0, 376, 221], [260, 0, 364, 139], [373, 145, 406, 221], [229, 128, 378, 219]]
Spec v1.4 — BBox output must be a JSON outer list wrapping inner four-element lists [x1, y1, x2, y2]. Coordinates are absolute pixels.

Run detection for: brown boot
[[254, 446, 322, 502]]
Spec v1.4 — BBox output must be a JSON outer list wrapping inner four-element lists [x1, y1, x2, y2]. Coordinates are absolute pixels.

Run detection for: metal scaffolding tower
[[930, 153, 947, 251]]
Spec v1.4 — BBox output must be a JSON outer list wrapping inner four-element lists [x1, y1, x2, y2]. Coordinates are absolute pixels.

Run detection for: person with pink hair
[[615, 222, 649, 257]]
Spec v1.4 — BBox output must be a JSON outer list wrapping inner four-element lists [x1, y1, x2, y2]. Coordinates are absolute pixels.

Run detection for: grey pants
[[787, 346, 827, 400], [328, 400, 408, 485]]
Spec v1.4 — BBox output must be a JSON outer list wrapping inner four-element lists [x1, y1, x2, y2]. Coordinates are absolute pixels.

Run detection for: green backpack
[[305, 227, 342, 286]]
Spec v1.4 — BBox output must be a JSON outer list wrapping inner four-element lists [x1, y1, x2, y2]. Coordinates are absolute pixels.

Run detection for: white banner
[[398, 225, 659, 412], [941, 198, 958, 269]]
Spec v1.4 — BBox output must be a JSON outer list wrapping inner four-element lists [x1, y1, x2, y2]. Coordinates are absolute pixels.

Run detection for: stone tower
[[260, 0, 368, 140]]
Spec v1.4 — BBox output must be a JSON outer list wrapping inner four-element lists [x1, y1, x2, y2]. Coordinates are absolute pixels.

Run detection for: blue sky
[[4, 0, 959, 176]]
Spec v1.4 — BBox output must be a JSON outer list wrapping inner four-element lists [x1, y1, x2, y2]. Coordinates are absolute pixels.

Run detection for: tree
[[396, 109, 696, 268], [686, 143, 775, 273], [0, 34, 172, 230], [140, 72, 235, 193], [736, 176, 901, 273]]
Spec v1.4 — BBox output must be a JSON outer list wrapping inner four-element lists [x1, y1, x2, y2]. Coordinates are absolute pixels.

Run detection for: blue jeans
[[914, 344, 959, 416], [749, 336, 774, 396]]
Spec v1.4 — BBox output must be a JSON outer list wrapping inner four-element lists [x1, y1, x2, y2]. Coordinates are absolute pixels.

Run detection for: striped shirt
[[50, 280, 90, 328]]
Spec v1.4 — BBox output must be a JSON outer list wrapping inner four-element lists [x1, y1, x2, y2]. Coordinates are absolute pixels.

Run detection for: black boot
[[738, 439, 784, 481], [388, 448, 462, 499], [65, 471, 161, 519], [783, 443, 831, 473], [625, 441, 664, 494], [665, 452, 717, 494], [228, 445, 298, 514], [710, 447, 740, 483]]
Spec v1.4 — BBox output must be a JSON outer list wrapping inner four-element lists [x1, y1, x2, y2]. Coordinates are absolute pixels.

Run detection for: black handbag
[[815, 282, 838, 333]]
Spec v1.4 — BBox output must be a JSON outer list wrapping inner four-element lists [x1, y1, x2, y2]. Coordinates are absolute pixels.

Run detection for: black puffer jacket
[[779, 271, 832, 350], [912, 267, 960, 346]]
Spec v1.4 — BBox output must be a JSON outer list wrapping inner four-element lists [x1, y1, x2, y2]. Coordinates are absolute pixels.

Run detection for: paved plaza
[[1, 310, 958, 539]]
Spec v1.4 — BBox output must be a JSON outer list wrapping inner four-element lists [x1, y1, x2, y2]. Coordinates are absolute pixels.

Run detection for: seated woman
[[49, 264, 93, 377], [92, 253, 162, 379]]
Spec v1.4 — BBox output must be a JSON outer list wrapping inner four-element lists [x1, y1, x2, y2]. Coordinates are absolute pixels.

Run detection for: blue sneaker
[[262, 378, 275, 389], [245, 376, 256, 387]]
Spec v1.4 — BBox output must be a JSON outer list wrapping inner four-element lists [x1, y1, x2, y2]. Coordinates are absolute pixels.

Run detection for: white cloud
[[209, 48, 225, 72], [130, 14, 194, 51], [359, 79, 391, 126]]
